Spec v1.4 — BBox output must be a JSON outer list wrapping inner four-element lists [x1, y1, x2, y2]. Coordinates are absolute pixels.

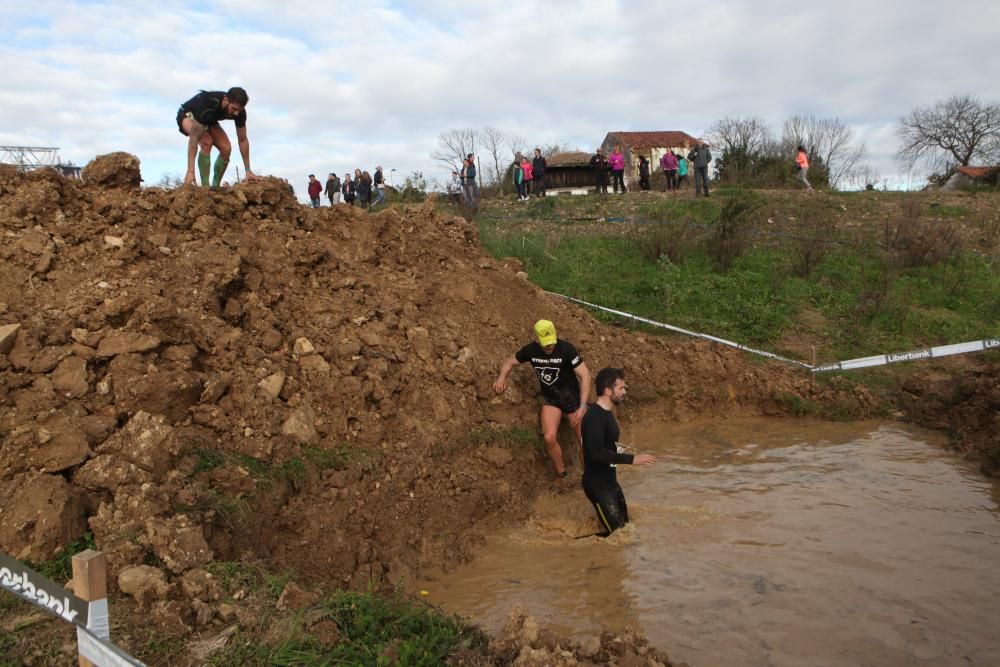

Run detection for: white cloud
[[2, 0, 999, 198]]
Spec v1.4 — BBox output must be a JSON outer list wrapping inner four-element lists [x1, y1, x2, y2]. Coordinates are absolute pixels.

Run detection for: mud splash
[[420, 418, 1000, 666]]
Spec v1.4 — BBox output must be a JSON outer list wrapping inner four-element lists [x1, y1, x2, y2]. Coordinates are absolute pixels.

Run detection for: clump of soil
[[0, 154, 881, 660]]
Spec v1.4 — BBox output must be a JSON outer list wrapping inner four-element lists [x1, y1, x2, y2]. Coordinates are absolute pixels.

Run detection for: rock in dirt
[[281, 404, 319, 445], [258, 370, 286, 400], [0, 322, 20, 355], [81, 152, 142, 189], [118, 565, 171, 606], [96, 331, 161, 358], [51, 355, 89, 397], [98, 411, 177, 479], [142, 515, 213, 574]]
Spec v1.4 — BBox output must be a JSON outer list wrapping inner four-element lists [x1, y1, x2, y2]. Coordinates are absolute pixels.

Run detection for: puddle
[[419, 419, 1000, 666]]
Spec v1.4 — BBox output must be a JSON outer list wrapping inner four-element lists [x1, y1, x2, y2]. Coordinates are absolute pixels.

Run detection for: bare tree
[[782, 115, 868, 189], [896, 95, 1000, 170], [847, 163, 882, 191], [708, 116, 775, 156], [707, 116, 776, 183], [481, 126, 510, 187], [431, 128, 479, 175]]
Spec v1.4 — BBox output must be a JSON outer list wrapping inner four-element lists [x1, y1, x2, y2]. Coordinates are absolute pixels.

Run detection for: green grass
[[476, 192, 1000, 364], [207, 590, 486, 667]]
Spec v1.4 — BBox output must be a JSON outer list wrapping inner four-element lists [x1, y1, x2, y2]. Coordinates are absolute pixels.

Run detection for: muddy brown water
[[420, 418, 1000, 666]]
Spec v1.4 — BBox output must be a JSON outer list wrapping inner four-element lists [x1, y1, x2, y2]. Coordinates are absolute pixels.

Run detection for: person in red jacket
[[307, 174, 322, 207]]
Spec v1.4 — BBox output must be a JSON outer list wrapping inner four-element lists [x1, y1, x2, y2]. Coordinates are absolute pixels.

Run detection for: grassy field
[[467, 188, 1000, 365]]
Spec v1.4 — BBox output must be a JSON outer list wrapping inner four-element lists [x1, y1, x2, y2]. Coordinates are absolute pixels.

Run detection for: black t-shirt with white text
[[515, 339, 583, 405]]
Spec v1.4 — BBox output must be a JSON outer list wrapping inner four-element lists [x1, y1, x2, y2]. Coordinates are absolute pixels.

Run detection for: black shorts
[[543, 396, 580, 414], [176, 108, 219, 136]]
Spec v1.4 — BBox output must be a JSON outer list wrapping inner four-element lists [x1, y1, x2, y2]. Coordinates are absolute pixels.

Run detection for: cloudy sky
[[3, 0, 998, 198]]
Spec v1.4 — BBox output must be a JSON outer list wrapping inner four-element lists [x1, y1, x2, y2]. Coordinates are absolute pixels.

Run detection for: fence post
[[72, 550, 107, 667]]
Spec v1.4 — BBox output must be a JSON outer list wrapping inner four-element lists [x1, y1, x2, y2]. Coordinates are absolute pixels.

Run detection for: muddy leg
[[540, 405, 566, 475]]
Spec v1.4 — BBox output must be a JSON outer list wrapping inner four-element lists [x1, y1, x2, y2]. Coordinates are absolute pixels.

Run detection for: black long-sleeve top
[[582, 403, 634, 487]]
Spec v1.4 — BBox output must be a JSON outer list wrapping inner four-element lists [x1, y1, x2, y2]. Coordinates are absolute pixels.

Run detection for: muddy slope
[[1, 156, 875, 646]]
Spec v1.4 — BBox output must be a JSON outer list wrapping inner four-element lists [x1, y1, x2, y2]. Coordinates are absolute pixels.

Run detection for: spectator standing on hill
[[307, 174, 322, 207], [459, 159, 471, 205], [590, 148, 609, 194], [494, 320, 591, 482], [638, 156, 651, 190], [355, 169, 372, 207], [609, 144, 626, 193], [463, 153, 479, 207], [660, 151, 679, 191], [688, 142, 712, 197], [513, 156, 527, 201], [341, 173, 355, 205], [521, 155, 534, 198], [325, 172, 341, 205], [677, 152, 689, 188], [448, 171, 463, 203], [372, 166, 386, 206], [582, 367, 657, 536], [176, 86, 259, 188], [532, 148, 548, 197], [795, 145, 814, 192]]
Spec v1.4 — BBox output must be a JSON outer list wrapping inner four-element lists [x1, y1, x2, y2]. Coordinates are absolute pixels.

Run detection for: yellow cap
[[534, 319, 557, 347]]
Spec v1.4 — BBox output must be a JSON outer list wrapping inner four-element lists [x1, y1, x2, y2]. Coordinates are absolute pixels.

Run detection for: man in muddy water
[[176, 87, 259, 187], [582, 367, 656, 536], [493, 320, 590, 482]]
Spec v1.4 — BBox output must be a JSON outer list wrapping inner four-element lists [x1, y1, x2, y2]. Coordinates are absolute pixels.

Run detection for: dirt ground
[[0, 155, 995, 664]]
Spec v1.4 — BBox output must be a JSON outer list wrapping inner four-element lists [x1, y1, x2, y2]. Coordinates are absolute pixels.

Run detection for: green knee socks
[[197, 151, 211, 187], [212, 156, 230, 189]]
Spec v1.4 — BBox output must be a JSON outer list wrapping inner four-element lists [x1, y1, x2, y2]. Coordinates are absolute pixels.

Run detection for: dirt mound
[[81, 151, 142, 189], [0, 154, 876, 657]]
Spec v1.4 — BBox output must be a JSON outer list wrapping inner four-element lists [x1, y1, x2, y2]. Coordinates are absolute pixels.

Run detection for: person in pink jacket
[[660, 151, 679, 191], [608, 144, 626, 193], [795, 145, 814, 192], [521, 155, 534, 199]]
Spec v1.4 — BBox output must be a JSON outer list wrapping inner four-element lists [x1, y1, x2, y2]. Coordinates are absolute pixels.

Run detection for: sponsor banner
[[811, 339, 1000, 373], [548, 292, 998, 374], [0, 553, 88, 626]]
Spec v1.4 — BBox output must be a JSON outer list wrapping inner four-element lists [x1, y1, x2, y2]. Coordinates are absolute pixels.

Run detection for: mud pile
[[0, 154, 874, 655]]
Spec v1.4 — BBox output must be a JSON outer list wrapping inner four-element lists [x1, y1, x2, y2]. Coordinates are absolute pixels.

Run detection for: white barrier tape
[[811, 339, 1000, 373], [546, 292, 814, 369], [547, 291, 999, 373], [78, 598, 146, 667]]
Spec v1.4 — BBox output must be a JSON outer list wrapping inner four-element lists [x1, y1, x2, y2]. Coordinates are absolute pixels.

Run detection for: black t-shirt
[[582, 403, 634, 487], [514, 339, 583, 405], [180, 91, 247, 129]]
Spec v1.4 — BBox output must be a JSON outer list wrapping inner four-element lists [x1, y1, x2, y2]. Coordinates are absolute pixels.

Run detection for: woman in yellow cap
[[493, 320, 591, 481]]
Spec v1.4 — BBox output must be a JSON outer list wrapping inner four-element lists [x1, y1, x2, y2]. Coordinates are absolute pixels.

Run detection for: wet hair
[[226, 87, 249, 105], [595, 367, 625, 397]]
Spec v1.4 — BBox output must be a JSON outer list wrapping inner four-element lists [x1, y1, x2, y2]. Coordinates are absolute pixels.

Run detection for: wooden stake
[[72, 550, 106, 667]]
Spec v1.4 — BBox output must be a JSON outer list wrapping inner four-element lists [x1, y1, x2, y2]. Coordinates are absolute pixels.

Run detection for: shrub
[[883, 198, 963, 269], [707, 188, 763, 271], [637, 219, 700, 264]]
